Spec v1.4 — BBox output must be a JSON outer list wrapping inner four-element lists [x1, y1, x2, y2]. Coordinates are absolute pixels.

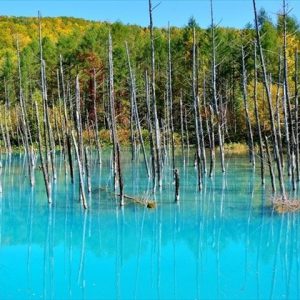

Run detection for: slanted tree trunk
[[125, 42, 150, 177], [253, 42, 265, 185], [71, 130, 87, 209], [252, 0, 286, 200], [275, 52, 284, 169], [16, 38, 35, 187], [35, 100, 51, 203]]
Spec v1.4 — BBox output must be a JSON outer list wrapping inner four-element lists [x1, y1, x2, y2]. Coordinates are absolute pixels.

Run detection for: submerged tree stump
[[272, 198, 300, 213]]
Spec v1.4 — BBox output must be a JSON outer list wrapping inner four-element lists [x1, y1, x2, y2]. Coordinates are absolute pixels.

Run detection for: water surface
[[0, 150, 299, 299]]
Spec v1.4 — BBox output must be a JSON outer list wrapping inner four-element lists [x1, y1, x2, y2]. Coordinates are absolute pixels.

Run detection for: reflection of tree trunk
[[78, 211, 87, 287], [134, 207, 146, 298], [269, 214, 285, 299]]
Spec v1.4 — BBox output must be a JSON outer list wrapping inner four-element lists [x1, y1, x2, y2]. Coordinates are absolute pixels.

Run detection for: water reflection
[[0, 152, 299, 299]]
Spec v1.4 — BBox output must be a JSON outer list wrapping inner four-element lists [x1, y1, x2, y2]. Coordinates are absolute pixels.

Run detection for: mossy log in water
[[272, 199, 300, 213], [96, 187, 156, 209]]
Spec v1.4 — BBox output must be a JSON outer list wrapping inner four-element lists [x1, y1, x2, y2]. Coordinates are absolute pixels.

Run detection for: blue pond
[[0, 150, 299, 299]]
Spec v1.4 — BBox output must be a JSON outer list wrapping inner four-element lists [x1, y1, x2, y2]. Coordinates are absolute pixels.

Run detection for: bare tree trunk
[[254, 42, 265, 185], [184, 107, 190, 150], [39, 12, 54, 186], [84, 147, 91, 194], [192, 28, 202, 191], [209, 105, 216, 177], [252, 0, 286, 200], [60, 55, 74, 183], [145, 71, 156, 188], [108, 32, 123, 206], [210, 0, 225, 173], [264, 135, 276, 193], [71, 130, 87, 209], [75, 76, 86, 202], [282, 0, 296, 190], [4, 81, 12, 155], [35, 100, 52, 203], [295, 49, 299, 181], [275, 53, 284, 169], [241, 46, 255, 167], [16, 38, 35, 187], [179, 90, 185, 158], [92, 69, 102, 165], [125, 42, 150, 177], [149, 0, 162, 188], [203, 77, 213, 175], [167, 24, 176, 175]]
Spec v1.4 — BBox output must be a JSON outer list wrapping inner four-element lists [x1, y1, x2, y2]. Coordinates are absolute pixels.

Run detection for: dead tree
[[295, 49, 299, 181], [282, 0, 296, 190], [92, 69, 102, 165], [16, 38, 35, 187], [60, 55, 74, 183], [264, 135, 276, 193], [192, 28, 202, 190], [125, 42, 150, 177], [167, 24, 176, 174], [275, 52, 284, 169], [75, 75, 86, 203], [108, 32, 124, 206], [39, 12, 55, 184], [145, 71, 156, 187], [241, 46, 255, 166], [35, 100, 52, 203], [179, 90, 185, 158], [210, 0, 225, 173], [148, 0, 162, 188], [84, 147, 91, 194], [253, 0, 286, 199], [253, 42, 265, 185], [71, 130, 87, 209]]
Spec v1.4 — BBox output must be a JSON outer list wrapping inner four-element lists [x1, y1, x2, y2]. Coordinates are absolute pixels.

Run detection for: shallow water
[[0, 150, 299, 300]]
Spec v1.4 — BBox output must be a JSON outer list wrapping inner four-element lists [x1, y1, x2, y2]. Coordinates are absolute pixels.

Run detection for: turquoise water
[[0, 150, 299, 300]]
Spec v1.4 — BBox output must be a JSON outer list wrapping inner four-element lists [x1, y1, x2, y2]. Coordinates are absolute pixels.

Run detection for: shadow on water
[[0, 150, 299, 299]]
